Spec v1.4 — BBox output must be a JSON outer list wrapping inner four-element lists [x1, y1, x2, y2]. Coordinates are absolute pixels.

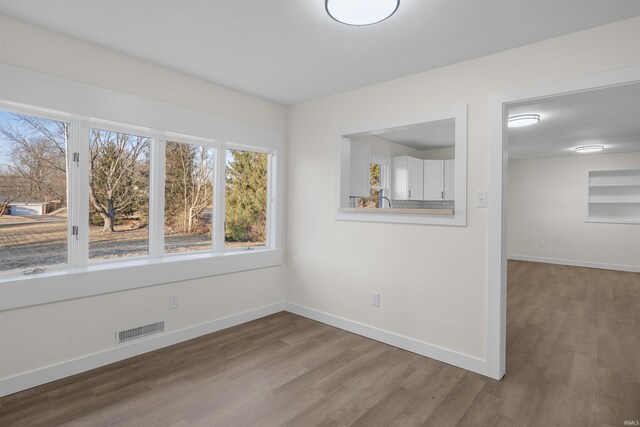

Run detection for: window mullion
[[266, 152, 275, 248], [73, 123, 90, 267], [212, 147, 226, 252], [149, 136, 165, 257]]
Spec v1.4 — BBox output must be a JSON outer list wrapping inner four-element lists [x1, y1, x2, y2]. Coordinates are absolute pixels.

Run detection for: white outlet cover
[[169, 295, 179, 309]]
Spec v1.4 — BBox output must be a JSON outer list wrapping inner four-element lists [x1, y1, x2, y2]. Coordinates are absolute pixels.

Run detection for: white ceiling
[[507, 82, 640, 159], [374, 118, 454, 150], [1, 0, 639, 105]]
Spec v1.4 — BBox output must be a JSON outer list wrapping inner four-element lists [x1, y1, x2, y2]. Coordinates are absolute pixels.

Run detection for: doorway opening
[[487, 66, 640, 380]]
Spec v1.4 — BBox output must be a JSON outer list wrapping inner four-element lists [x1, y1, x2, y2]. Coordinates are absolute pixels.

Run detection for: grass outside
[[0, 216, 264, 273]]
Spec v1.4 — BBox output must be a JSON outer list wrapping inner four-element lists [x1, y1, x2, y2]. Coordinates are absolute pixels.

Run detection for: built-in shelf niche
[[586, 168, 640, 224]]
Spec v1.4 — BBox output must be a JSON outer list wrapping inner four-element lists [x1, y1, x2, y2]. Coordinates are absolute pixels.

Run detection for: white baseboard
[[508, 254, 640, 273], [0, 301, 286, 397], [1, 300, 491, 397], [284, 302, 488, 377]]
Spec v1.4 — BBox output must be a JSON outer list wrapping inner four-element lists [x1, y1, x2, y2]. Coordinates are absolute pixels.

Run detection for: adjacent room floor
[[1, 261, 638, 426]]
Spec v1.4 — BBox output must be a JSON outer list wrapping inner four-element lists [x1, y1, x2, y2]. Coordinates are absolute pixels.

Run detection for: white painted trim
[[508, 254, 640, 273], [0, 248, 282, 311], [284, 302, 488, 377], [0, 65, 284, 310], [334, 106, 468, 226], [0, 302, 286, 397], [488, 65, 640, 381], [1, 300, 495, 397]]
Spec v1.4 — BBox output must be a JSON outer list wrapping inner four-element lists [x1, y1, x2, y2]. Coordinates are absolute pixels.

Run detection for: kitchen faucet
[[379, 197, 392, 208]]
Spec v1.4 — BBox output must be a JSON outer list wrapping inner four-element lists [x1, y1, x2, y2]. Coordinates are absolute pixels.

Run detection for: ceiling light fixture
[[507, 114, 540, 128], [325, 0, 400, 26], [574, 145, 604, 153]]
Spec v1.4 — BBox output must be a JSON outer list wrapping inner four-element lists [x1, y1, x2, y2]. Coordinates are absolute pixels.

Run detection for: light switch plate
[[476, 191, 488, 208], [371, 292, 380, 307]]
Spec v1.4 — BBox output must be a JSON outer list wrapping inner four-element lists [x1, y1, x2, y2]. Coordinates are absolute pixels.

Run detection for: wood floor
[[1, 261, 639, 426]]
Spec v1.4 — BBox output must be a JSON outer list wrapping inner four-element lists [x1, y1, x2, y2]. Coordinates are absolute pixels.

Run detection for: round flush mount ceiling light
[[507, 114, 540, 128], [325, 0, 400, 26], [574, 145, 605, 153]]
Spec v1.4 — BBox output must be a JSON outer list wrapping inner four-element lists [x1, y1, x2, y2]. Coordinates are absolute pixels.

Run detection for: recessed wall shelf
[[586, 168, 640, 224]]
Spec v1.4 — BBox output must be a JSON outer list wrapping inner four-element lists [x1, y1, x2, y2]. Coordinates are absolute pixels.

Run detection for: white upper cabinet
[[349, 140, 371, 198], [392, 156, 424, 200], [423, 160, 445, 200], [444, 159, 455, 201], [392, 157, 455, 201]]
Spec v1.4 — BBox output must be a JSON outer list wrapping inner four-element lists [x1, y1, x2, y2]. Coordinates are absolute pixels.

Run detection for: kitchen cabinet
[[423, 160, 445, 200], [392, 156, 455, 201], [391, 156, 424, 200], [423, 159, 455, 201], [444, 159, 455, 200]]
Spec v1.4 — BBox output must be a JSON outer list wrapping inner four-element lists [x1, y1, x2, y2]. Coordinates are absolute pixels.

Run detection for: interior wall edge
[[507, 254, 640, 273], [283, 302, 490, 378]]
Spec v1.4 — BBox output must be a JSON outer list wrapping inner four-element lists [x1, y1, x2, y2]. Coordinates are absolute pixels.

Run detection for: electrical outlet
[[169, 295, 179, 310], [371, 292, 380, 307]]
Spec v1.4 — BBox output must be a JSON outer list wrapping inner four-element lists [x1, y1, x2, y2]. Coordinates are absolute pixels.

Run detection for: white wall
[[508, 152, 640, 270], [351, 135, 424, 159], [2, 12, 640, 389], [286, 16, 640, 366], [0, 16, 287, 383], [421, 147, 455, 160]]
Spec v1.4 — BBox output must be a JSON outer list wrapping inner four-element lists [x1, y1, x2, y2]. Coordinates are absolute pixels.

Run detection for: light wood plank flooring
[[1, 261, 639, 426]]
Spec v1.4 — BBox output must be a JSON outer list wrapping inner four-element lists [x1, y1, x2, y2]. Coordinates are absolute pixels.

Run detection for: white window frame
[[0, 65, 283, 311], [222, 147, 273, 251], [370, 154, 390, 194]]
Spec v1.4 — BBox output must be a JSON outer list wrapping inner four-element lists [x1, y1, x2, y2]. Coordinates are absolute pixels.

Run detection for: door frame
[[486, 65, 640, 380]]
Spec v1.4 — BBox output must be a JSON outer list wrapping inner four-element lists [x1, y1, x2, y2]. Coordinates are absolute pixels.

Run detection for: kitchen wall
[[0, 16, 287, 384], [286, 16, 640, 364], [508, 151, 640, 270], [421, 147, 455, 160], [351, 135, 423, 159]]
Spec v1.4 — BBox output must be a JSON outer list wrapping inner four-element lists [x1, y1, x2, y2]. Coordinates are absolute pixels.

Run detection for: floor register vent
[[117, 321, 165, 344]]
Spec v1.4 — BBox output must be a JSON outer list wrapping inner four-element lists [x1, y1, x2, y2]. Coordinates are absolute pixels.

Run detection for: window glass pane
[[0, 110, 69, 272], [224, 149, 268, 248], [358, 163, 381, 208], [89, 128, 150, 261], [164, 141, 214, 253]]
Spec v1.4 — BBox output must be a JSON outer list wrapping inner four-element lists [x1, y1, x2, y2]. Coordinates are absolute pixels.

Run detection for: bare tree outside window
[[0, 111, 69, 272], [164, 141, 214, 253], [358, 163, 381, 208], [88, 129, 150, 261]]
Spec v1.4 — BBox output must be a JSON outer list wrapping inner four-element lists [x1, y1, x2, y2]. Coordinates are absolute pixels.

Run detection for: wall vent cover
[[117, 321, 165, 344]]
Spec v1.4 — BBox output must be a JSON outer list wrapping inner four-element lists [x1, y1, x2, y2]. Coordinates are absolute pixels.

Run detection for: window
[[0, 69, 282, 310], [358, 162, 383, 208], [88, 128, 151, 261], [164, 141, 215, 253], [0, 110, 70, 272], [224, 149, 268, 248], [0, 106, 276, 278]]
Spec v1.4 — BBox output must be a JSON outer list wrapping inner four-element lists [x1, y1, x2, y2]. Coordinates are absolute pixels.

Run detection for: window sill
[[338, 207, 454, 215], [0, 247, 282, 311], [335, 207, 466, 226]]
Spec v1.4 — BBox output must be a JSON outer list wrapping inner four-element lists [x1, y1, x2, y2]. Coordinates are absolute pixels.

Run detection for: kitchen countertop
[[338, 208, 454, 215]]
